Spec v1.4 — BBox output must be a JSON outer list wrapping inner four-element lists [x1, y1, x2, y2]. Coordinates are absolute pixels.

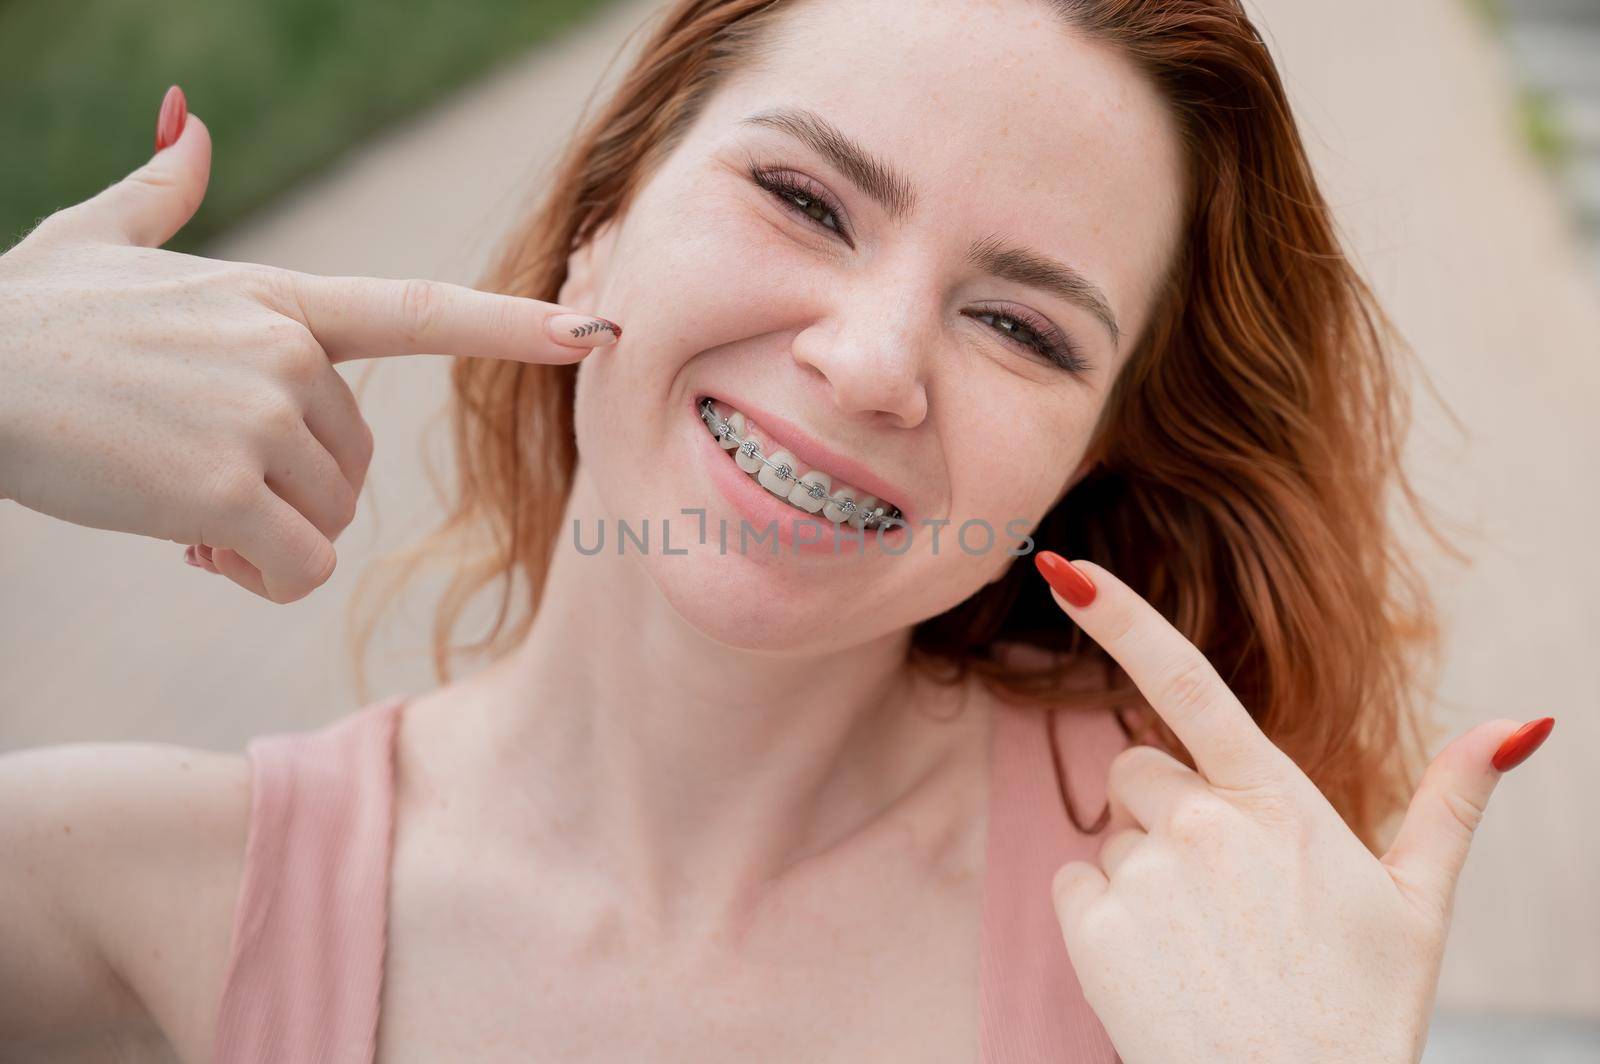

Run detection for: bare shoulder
[[0, 740, 253, 1063]]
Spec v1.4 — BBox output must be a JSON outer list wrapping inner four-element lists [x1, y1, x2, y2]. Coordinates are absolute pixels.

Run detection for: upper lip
[[696, 392, 915, 522]]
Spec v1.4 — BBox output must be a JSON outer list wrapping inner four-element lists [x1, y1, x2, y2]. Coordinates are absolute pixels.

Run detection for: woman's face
[[561, 0, 1186, 654]]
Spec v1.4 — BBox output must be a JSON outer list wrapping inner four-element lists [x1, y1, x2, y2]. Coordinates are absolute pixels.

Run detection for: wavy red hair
[[350, 0, 1468, 854]]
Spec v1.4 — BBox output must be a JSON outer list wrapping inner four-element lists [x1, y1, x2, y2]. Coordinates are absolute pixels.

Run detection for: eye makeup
[[740, 154, 1092, 375]]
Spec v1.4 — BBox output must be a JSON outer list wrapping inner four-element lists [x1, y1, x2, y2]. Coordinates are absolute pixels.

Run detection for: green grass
[[1516, 85, 1574, 171], [1, 0, 623, 252], [1461, 0, 1508, 30], [1457, 0, 1575, 174]]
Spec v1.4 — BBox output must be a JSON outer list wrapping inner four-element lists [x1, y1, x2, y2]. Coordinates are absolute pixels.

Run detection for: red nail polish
[[155, 85, 187, 152], [1035, 551, 1096, 608], [1491, 717, 1555, 772]]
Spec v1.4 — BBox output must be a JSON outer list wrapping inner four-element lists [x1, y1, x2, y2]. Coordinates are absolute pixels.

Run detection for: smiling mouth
[[697, 397, 905, 530]]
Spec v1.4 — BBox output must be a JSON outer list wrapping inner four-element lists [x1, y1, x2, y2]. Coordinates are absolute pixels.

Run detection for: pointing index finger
[[1034, 552, 1289, 791], [287, 272, 621, 364]]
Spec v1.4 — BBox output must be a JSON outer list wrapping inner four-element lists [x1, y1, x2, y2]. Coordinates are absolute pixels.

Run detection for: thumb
[[1380, 716, 1555, 918], [49, 86, 213, 248]]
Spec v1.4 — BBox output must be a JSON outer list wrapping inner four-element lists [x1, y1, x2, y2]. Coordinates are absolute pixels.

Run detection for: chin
[[635, 538, 871, 653]]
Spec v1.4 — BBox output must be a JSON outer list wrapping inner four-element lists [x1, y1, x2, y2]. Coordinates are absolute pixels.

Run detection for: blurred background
[[1, 0, 1597, 1058]]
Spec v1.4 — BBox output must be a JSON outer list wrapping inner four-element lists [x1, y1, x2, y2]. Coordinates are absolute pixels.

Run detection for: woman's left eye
[[748, 166, 1090, 375]]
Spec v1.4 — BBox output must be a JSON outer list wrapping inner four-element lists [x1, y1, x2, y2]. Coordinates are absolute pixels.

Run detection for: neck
[[469, 474, 984, 945]]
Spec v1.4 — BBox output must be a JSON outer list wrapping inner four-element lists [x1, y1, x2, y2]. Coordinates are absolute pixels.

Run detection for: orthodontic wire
[[698, 398, 903, 529]]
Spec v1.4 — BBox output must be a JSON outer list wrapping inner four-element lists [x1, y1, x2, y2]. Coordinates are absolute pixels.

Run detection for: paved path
[[3, 0, 1596, 1041]]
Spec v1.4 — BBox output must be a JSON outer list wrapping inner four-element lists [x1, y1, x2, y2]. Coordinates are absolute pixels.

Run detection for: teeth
[[758, 449, 797, 496], [699, 397, 903, 528], [718, 411, 745, 450], [789, 470, 830, 514], [846, 495, 880, 530], [822, 485, 858, 525], [734, 433, 765, 474]]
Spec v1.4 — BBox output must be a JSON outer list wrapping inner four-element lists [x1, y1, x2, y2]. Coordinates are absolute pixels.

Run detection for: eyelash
[[746, 164, 1091, 375]]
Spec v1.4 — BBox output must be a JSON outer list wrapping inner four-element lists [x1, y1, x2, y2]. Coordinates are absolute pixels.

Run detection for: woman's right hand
[[0, 89, 621, 604]]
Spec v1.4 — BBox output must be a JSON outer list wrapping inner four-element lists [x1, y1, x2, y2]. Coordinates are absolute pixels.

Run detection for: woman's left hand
[[1034, 553, 1554, 1064]]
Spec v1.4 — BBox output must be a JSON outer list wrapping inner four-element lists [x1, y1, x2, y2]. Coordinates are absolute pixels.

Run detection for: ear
[[557, 219, 621, 309]]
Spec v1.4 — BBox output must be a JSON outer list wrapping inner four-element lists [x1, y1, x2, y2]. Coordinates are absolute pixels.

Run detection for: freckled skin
[[556, 0, 1187, 654]]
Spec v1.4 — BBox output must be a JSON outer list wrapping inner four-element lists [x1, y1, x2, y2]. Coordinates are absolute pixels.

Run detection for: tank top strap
[[211, 695, 406, 1064], [979, 701, 1131, 1063]]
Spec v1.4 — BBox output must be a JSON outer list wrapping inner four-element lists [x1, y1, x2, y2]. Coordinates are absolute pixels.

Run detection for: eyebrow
[[738, 106, 1122, 349]]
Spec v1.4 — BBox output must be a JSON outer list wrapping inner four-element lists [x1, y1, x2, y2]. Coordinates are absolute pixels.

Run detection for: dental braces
[[698, 398, 903, 530]]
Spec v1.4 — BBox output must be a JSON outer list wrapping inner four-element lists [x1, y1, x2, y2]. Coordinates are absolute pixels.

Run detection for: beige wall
[[2, 0, 1595, 1021]]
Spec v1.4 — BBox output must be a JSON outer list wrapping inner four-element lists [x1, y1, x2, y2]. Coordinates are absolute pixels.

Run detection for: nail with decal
[[545, 313, 622, 348]]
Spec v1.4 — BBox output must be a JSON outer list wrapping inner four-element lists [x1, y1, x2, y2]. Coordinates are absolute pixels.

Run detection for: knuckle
[[261, 322, 321, 383], [399, 278, 443, 345], [332, 483, 360, 529], [1099, 827, 1143, 868], [248, 265, 302, 311], [1164, 792, 1231, 846], [1110, 839, 1165, 886], [1110, 741, 1167, 777], [127, 165, 186, 202], [271, 540, 333, 606], [1440, 788, 1487, 839], [1102, 604, 1140, 647], [1157, 654, 1216, 721], [253, 392, 304, 442], [1072, 893, 1125, 946], [262, 312, 312, 350], [1105, 743, 1163, 798], [301, 538, 337, 588], [1242, 776, 1303, 830], [204, 464, 262, 523], [25, 208, 74, 246], [276, 344, 322, 393]]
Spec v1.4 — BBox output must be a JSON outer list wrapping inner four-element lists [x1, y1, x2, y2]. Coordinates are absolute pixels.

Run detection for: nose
[[791, 294, 931, 429]]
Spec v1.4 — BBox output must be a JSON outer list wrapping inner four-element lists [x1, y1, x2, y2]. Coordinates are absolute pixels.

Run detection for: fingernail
[[1491, 716, 1555, 772], [155, 85, 187, 152], [184, 545, 202, 567], [1034, 551, 1096, 608], [545, 313, 622, 348]]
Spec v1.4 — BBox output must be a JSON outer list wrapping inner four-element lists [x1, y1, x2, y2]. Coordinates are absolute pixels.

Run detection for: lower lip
[[690, 397, 907, 556]]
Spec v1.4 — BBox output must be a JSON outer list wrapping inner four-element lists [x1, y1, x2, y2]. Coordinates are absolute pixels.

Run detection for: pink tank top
[[211, 695, 1129, 1062]]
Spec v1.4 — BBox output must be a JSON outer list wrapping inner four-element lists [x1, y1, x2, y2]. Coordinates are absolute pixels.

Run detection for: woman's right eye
[[749, 167, 851, 242]]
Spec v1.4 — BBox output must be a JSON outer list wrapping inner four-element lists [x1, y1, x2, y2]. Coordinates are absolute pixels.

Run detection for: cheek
[[569, 183, 834, 508], [945, 404, 1082, 531], [625, 178, 836, 340], [953, 470, 1048, 551]]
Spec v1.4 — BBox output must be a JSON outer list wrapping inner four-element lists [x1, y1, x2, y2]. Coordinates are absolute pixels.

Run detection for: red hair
[[350, 0, 1467, 854]]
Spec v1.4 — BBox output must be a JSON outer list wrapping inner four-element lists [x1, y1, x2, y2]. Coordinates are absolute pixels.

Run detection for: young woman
[[0, 0, 1557, 1060]]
